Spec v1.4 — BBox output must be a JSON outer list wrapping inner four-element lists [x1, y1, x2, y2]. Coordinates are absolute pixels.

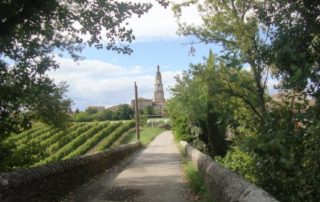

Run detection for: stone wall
[[0, 142, 142, 202], [180, 141, 279, 202]]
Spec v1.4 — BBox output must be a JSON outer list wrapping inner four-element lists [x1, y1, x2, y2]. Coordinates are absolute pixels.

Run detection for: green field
[[1, 121, 135, 171]]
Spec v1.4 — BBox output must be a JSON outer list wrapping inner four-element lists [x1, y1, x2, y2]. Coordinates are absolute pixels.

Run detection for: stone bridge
[[0, 131, 278, 202]]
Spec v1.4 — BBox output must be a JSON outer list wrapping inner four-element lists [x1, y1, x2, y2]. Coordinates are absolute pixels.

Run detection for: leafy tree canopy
[[256, 0, 320, 97], [168, 51, 257, 155], [170, 0, 320, 201], [0, 0, 167, 139], [74, 104, 134, 122], [173, 0, 270, 121]]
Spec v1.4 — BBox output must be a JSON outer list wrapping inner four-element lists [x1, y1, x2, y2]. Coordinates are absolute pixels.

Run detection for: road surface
[[64, 131, 191, 202]]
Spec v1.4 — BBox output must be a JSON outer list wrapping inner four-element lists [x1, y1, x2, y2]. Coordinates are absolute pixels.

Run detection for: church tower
[[154, 65, 165, 103]]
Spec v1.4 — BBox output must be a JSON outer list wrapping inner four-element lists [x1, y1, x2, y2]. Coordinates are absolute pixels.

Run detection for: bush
[[246, 108, 320, 202], [216, 146, 255, 183]]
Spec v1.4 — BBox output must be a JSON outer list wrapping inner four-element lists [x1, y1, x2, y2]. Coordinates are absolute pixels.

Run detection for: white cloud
[[47, 1, 202, 110], [122, 0, 202, 41], [70, 1, 202, 43], [48, 57, 180, 110]]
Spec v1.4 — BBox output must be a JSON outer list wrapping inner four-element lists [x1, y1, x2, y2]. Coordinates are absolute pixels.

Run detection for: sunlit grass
[[185, 162, 207, 194], [112, 127, 165, 147], [184, 161, 214, 202]]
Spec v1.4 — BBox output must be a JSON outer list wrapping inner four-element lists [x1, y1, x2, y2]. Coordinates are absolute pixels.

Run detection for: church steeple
[[154, 65, 165, 103]]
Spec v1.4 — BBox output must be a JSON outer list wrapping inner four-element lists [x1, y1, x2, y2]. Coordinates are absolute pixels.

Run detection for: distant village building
[[131, 65, 166, 115], [131, 98, 153, 110]]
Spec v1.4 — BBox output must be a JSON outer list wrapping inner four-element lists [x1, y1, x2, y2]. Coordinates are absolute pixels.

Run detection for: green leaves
[[172, 0, 320, 201], [0, 121, 137, 171], [216, 146, 256, 183], [259, 0, 320, 97], [0, 0, 157, 139], [168, 50, 259, 156], [74, 104, 134, 122]]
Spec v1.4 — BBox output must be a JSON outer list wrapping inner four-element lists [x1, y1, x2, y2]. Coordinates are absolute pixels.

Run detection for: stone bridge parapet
[[0, 142, 142, 202], [180, 141, 279, 202]]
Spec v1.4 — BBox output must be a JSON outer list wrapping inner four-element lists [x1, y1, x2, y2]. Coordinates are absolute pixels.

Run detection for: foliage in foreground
[[215, 147, 255, 183], [0, 0, 168, 149], [169, 0, 320, 201]]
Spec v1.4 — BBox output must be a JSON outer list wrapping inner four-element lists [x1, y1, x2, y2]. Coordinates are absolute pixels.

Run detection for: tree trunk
[[206, 101, 226, 157]]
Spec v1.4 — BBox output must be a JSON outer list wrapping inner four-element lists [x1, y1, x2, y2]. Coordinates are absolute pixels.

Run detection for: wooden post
[[134, 82, 140, 140]]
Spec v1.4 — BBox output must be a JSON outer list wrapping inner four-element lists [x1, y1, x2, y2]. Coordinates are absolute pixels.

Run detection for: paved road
[[64, 131, 191, 202]]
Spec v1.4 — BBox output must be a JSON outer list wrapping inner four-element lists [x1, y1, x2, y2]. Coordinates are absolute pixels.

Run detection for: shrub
[[216, 146, 255, 183]]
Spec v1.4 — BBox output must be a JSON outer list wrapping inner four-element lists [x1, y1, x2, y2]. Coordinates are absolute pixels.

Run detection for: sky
[[47, 0, 275, 111], [48, 0, 216, 110]]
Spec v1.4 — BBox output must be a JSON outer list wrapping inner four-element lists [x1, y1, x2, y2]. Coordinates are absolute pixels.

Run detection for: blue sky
[[81, 38, 214, 72], [50, 39, 215, 111], [48, 0, 218, 110], [48, 0, 276, 111]]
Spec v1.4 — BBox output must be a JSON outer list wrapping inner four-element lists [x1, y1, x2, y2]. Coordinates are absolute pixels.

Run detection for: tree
[[0, 0, 167, 139], [0, 73, 72, 139], [74, 112, 93, 122], [172, 1, 320, 200], [167, 68, 208, 147], [173, 0, 270, 126], [256, 0, 320, 100], [85, 107, 99, 115], [113, 104, 134, 120], [144, 105, 154, 116], [32, 82, 72, 127], [251, 1, 320, 200], [99, 109, 114, 121], [168, 51, 256, 156]]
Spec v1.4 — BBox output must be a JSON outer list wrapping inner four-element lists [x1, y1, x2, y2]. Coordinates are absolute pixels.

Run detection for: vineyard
[[1, 121, 135, 171]]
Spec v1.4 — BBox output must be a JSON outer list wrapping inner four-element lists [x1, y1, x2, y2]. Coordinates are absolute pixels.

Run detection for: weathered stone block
[[180, 141, 278, 202], [0, 142, 142, 202]]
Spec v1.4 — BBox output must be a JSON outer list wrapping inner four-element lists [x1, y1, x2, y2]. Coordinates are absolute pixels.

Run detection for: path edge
[[0, 142, 142, 202], [179, 141, 279, 202]]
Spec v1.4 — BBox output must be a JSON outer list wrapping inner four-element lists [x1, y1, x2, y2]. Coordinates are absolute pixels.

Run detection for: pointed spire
[[154, 65, 165, 103]]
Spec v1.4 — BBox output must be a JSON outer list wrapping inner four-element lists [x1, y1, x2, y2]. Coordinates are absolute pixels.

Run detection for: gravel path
[[64, 131, 191, 202]]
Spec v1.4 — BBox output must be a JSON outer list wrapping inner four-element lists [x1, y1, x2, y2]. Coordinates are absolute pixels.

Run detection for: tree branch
[[225, 86, 263, 120]]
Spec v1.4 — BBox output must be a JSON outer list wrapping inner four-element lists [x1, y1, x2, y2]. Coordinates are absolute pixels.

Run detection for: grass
[[140, 127, 166, 146], [184, 161, 214, 202], [113, 127, 165, 147]]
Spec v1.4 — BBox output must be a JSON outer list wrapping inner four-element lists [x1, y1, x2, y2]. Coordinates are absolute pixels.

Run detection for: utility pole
[[134, 82, 140, 140]]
